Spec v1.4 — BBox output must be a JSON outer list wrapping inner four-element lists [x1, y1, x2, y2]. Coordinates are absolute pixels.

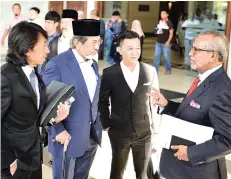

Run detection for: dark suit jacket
[[160, 67, 231, 179], [99, 62, 158, 136], [1, 63, 46, 171]]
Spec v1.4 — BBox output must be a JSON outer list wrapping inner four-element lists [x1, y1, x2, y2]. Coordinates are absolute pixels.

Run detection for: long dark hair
[[6, 21, 47, 66]]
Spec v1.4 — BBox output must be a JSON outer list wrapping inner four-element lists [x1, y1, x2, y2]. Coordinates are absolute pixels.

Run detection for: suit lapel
[[134, 62, 147, 93], [16, 66, 37, 108], [65, 49, 91, 101], [175, 67, 224, 116], [92, 62, 100, 103], [36, 71, 46, 116]]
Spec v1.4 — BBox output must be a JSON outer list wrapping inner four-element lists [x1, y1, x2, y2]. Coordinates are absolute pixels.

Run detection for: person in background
[[105, 17, 116, 64], [153, 10, 174, 75], [176, 13, 188, 58], [182, 13, 200, 70], [77, 10, 85, 20], [28, 7, 44, 29], [111, 10, 126, 35], [131, 20, 145, 61], [39, 9, 78, 75], [44, 11, 60, 46], [1, 3, 25, 46], [42, 19, 103, 179], [110, 11, 126, 64], [1, 21, 70, 179], [90, 9, 105, 60]]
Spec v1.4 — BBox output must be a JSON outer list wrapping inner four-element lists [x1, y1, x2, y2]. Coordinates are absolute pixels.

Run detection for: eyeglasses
[[92, 39, 103, 45], [191, 46, 217, 53]]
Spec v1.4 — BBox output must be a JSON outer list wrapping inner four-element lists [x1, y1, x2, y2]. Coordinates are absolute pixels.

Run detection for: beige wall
[[127, 1, 160, 33]]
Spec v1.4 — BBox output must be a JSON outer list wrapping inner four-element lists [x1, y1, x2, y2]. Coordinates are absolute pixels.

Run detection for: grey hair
[[71, 36, 88, 48], [199, 30, 229, 62]]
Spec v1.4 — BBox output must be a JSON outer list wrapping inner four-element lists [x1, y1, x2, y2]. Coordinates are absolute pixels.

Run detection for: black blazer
[[1, 63, 46, 171], [160, 67, 231, 179]]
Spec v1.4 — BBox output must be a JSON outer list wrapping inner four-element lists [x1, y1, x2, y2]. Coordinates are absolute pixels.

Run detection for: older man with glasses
[[150, 30, 231, 179]]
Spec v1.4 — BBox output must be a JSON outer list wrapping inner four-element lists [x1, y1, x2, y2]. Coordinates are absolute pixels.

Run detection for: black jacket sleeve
[[98, 69, 112, 129]]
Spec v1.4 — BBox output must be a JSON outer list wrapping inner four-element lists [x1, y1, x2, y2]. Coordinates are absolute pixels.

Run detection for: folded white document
[[157, 114, 214, 149]]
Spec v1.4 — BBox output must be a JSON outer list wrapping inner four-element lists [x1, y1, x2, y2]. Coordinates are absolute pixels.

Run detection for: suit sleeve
[[1, 75, 17, 168], [188, 88, 231, 165], [1, 75, 11, 120], [152, 67, 159, 113], [42, 60, 66, 137], [98, 69, 112, 129], [161, 100, 180, 115]]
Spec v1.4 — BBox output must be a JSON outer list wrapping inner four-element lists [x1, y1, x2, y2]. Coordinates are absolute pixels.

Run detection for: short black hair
[[45, 11, 61, 23], [118, 30, 140, 45], [30, 7, 40, 14], [112, 11, 120, 16], [6, 21, 48, 66], [12, 3, 21, 9]]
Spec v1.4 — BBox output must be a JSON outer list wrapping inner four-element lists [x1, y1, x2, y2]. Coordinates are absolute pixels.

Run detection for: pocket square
[[190, 100, 201, 109], [143, 82, 152, 86]]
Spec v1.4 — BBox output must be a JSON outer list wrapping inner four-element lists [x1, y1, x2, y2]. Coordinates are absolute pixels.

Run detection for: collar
[[120, 60, 139, 73], [21, 65, 34, 76], [198, 65, 222, 82], [72, 49, 93, 66]]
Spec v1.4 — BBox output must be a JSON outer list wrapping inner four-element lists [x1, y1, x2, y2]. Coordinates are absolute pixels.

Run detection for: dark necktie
[[186, 76, 200, 97]]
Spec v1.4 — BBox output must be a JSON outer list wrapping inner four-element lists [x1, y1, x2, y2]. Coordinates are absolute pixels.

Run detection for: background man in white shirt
[[99, 31, 159, 179]]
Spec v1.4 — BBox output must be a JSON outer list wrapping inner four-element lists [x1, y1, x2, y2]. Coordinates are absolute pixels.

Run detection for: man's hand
[[10, 160, 17, 176], [55, 130, 70, 144], [146, 88, 168, 107], [172, 145, 189, 161], [165, 41, 170, 48], [104, 127, 110, 132], [55, 101, 71, 123]]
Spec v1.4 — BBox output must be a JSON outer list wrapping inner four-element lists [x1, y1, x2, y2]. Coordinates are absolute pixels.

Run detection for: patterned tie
[[186, 76, 200, 97], [29, 70, 37, 97]]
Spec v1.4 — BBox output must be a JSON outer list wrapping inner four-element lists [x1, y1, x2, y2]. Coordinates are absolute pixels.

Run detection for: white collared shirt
[[21, 66, 40, 109], [72, 49, 98, 102], [58, 35, 72, 54], [120, 61, 140, 93], [198, 65, 222, 86]]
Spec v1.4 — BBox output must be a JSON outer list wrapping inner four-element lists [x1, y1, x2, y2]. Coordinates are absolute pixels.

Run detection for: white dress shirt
[[120, 61, 140, 92], [58, 35, 72, 54], [198, 65, 222, 86], [72, 49, 98, 102], [22, 66, 40, 109]]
